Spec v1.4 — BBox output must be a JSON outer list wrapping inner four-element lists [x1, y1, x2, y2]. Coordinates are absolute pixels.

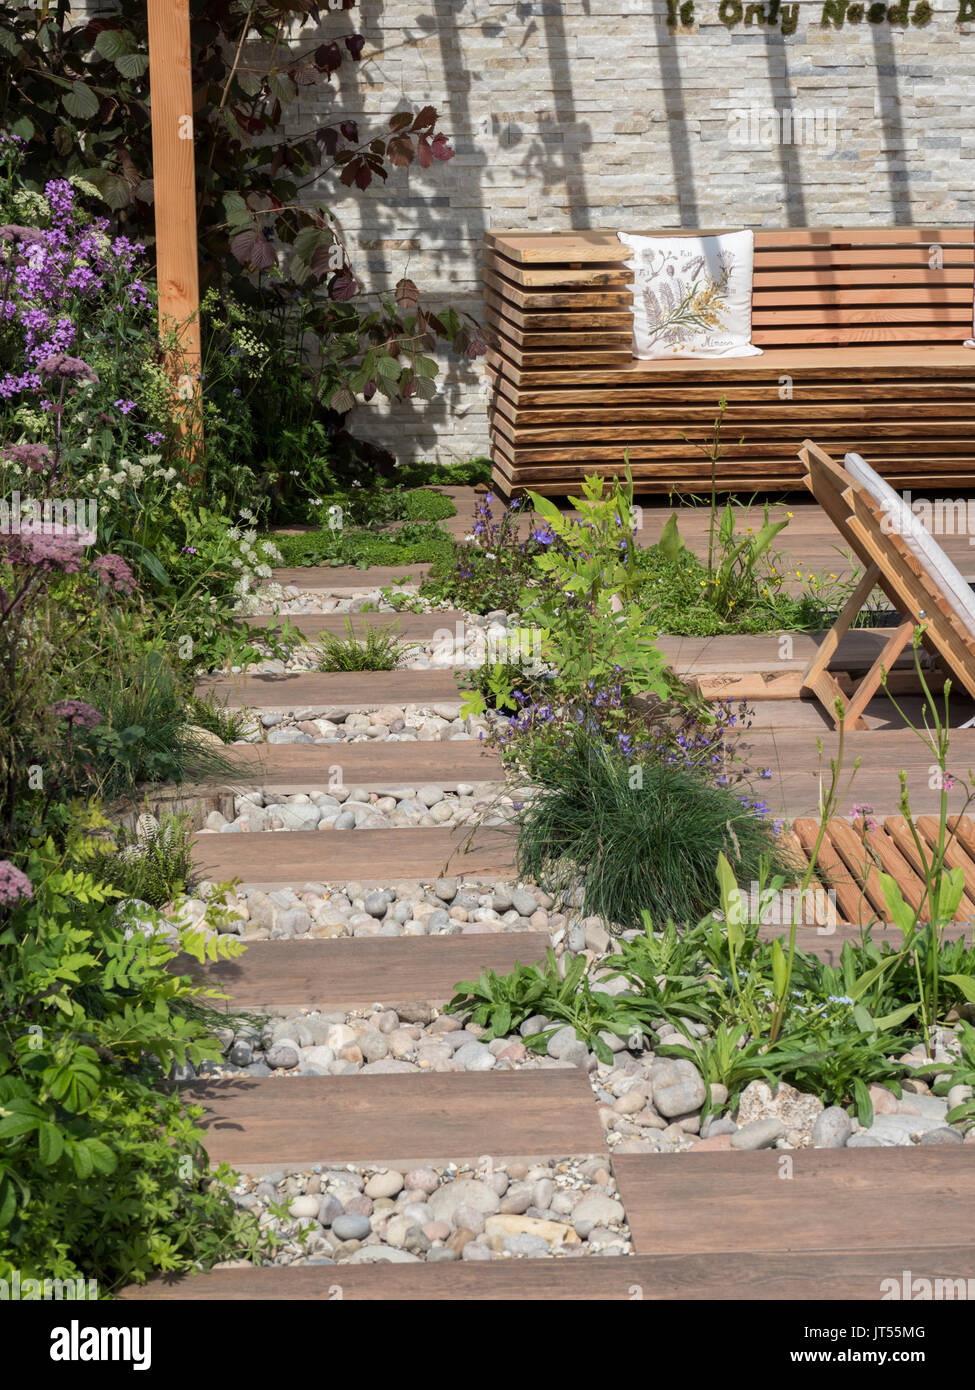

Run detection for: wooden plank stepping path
[[220, 741, 503, 792], [193, 825, 516, 889], [240, 610, 467, 640], [120, 1243, 975, 1301], [180, 1071, 605, 1174], [272, 564, 431, 592], [195, 669, 462, 712], [135, 554, 974, 1301], [177, 932, 549, 1013], [613, 1148, 975, 1256]]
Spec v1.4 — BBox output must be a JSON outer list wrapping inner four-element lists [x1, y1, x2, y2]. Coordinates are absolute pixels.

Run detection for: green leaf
[[62, 82, 100, 120], [933, 868, 966, 924], [116, 52, 150, 80], [0, 1101, 44, 1139], [658, 513, 685, 563], [771, 937, 787, 999], [878, 871, 917, 935], [873, 1000, 920, 1031], [95, 29, 135, 60], [10, 116, 34, 141], [37, 1122, 65, 1166], [944, 973, 975, 1004], [853, 1077, 874, 1128]]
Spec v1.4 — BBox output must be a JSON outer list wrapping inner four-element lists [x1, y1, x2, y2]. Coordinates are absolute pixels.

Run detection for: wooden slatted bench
[[483, 227, 975, 496]]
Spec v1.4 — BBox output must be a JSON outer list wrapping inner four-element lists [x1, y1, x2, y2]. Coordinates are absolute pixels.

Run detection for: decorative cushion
[[617, 230, 763, 360], [843, 451, 975, 644]]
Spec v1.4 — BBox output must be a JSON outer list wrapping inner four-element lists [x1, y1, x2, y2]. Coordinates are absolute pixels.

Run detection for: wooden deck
[[179, 1070, 606, 1173], [177, 932, 550, 1013], [220, 741, 503, 792]]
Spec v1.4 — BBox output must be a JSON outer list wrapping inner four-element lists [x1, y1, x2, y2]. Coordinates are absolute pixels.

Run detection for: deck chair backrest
[[800, 439, 975, 712], [842, 452, 975, 645]]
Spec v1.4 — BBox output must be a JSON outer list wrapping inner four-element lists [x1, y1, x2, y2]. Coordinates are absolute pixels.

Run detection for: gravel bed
[[226, 1157, 633, 1265], [192, 1000, 973, 1154], [235, 584, 430, 616], [232, 609, 550, 676], [163, 877, 604, 943], [228, 704, 501, 745], [195, 784, 523, 835]]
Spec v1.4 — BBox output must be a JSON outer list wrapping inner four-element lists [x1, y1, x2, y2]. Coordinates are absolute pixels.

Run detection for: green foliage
[[316, 618, 403, 672], [524, 469, 674, 706], [459, 661, 551, 716], [449, 949, 643, 1066], [516, 733, 790, 930], [916, 1022, 975, 1130], [186, 692, 251, 745], [272, 523, 453, 570], [394, 458, 492, 488], [90, 813, 196, 910], [0, 818, 261, 1290]]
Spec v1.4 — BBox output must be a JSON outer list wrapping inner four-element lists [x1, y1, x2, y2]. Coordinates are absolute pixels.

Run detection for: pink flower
[[91, 553, 136, 594], [2, 442, 53, 473], [36, 354, 99, 384], [0, 528, 86, 574], [0, 860, 33, 906], [851, 802, 877, 832], [50, 700, 103, 729]]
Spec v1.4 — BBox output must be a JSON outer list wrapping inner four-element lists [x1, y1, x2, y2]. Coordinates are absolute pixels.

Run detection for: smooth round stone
[[290, 1195, 322, 1219], [364, 1170, 405, 1199], [332, 1213, 371, 1241], [919, 1126, 964, 1145], [812, 1106, 852, 1149], [364, 892, 388, 918], [504, 1232, 550, 1257], [731, 1118, 785, 1150], [454, 1041, 497, 1072], [266, 1044, 299, 1070]]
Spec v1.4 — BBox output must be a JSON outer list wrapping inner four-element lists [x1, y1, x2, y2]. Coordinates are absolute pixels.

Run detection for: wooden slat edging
[[194, 670, 464, 712], [180, 1070, 606, 1172], [175, 933, 550, 1013], [613, 1148, 975, 1257], [118, 1243, 975, 1301], [192, 826, 517, 889]]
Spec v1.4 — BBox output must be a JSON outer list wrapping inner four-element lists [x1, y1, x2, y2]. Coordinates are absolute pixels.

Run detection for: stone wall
[[297, 1, 975, 462]]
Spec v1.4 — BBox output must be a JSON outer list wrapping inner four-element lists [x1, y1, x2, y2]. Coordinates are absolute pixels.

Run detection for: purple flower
[[37, 354, 99, 384], [1, 442, 53, 473], [113, 399, 136, 415], [91, 553, 137, 594], [144, 431, 165, 446], [0, 860, 33, 906], [50, 699, 103, 729], [0, 528, 86, 574]]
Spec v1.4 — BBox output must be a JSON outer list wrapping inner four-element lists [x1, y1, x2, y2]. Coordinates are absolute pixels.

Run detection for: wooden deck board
[[192, 826, 517, 888], [195, 670, 463, 712], [118, 1243, 975, 1300], [613, 1149, 975, 1256], [240, 611, 467, 640], [181, 1070, 606, 1172], [218, 741, 504, 792], [271, 565, 431, 591], [176, 932, 550, 1013]]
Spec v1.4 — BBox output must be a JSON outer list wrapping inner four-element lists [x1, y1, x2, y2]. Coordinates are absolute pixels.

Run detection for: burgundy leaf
[[411, 105, 438, 132], [315, 41, 342, 73], [230, 228, 276, 270], [430, 133, 454, 162], [395, 277, 420, 310], [386, 135, 414, 168], [388, 111, 413, 133], [416, 135, 433, 169], [340, 120, 359, 143], [316, 126, 340, 157], [363, 379, 377, 402], [345, 34, 366, 60], [328, 270, 359, 301]]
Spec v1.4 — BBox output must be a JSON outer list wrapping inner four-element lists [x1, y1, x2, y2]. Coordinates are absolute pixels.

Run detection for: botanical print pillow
[[618, 230, 763, 360]]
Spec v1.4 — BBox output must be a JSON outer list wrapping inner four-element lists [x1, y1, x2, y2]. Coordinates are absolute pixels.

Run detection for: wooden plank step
[[219, 741, 504, 792], [192, 826, 517, 889], [119, 1243, 975, 1301], [271, 565, 432, 592], [613, 1149, 975, 1256], [194, 670, 463, 712], [240, 611, 467, 640], [177, 932, 550, 1013], [179, 1070, 606, 1173]]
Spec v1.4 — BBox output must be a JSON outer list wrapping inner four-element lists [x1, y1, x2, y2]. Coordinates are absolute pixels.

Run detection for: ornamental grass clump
[[516, 732, 792, 931]]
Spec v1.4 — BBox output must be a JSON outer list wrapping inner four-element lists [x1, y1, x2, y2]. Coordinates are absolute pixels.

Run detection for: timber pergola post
[[147, 0, 202, 454]]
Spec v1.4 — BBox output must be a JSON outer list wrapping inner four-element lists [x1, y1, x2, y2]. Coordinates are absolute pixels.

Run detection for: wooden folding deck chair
[[799, 439, 975, 731]]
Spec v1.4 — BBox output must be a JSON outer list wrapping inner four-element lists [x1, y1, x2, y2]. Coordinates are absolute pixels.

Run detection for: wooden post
[[147, 0, 201, 454]]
